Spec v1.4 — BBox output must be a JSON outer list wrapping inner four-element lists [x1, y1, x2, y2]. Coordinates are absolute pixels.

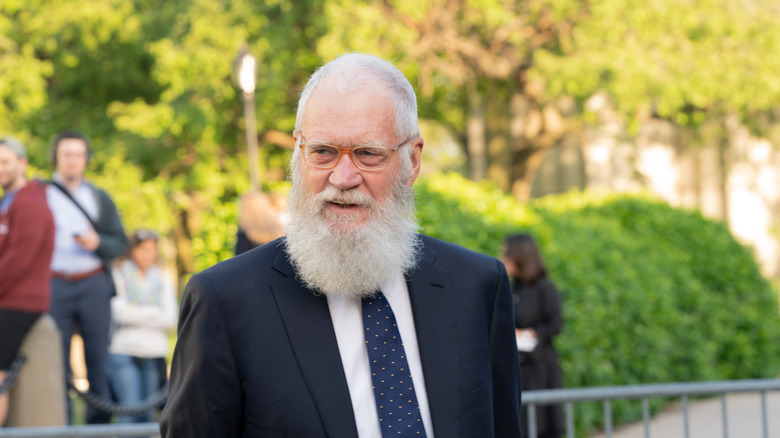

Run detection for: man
[[0, 136, 55, 426], [161, 54, 522, 437], [46, 130, 128, 424]]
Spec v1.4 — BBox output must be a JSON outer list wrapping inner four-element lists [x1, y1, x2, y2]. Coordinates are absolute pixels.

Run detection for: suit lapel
[[271, 251, 358, 438], [407, 240, 460, 438]]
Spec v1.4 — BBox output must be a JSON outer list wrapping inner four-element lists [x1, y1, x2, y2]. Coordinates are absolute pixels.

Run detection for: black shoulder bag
[[50, 181, 117, 295]]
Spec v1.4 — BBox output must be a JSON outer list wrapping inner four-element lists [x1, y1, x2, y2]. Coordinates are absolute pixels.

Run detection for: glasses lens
[[352, 146, 390, 169], [304, 144, 340, 167]]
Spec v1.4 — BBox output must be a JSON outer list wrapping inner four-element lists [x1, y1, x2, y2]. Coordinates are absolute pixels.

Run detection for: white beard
[[282, 161, 421, 299]]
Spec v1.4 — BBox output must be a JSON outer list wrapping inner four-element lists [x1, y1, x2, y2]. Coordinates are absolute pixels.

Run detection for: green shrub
[[416, 172, 780, 434], [98, 165, 779, 435]]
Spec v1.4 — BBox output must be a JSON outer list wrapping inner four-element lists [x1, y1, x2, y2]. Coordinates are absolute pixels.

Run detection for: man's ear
[[406, 137, 423, 186]]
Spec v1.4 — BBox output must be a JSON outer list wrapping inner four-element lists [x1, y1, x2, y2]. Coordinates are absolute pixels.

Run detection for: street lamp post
[[234, 46, 261, 192]]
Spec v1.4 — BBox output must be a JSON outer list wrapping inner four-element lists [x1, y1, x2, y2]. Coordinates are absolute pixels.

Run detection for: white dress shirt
[[327, 272, 434, 438], [47, 174, 102, 274]]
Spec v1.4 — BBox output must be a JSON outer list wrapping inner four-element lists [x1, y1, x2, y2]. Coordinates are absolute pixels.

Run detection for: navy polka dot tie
[[362, 291, 427, 437]]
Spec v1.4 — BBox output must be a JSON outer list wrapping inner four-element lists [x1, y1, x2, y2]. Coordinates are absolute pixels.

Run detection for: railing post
[[642, 397, 650, 438], [565, 402, 575, 438], [720, 393, 728, 438], [761, 390, 768, 438], [603, 399, 613, 438], [527, 404, 538, 438], [682, 395, 690, 438]]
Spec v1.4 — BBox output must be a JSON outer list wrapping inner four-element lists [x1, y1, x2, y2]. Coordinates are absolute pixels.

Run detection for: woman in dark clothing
[[501, 233, 564, 438]]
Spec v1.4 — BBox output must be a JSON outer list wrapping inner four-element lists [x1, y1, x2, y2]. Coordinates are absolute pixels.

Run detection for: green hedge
[[89, 164, 779, 434], [416, 172, 780, 433]]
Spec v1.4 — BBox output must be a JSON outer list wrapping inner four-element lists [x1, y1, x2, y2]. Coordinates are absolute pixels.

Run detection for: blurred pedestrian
[[46, 130, 128, 424], [502, 233, 564, 438], [234, 190, 283, 255], [106, 229, 177, 425], [0, 136, 55, 426]]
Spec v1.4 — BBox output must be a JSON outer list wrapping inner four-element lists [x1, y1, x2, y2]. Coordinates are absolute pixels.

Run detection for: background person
[[161, 53, 523, 437], [0, 136, 55, 426], [46, 130, 128, 424], [234, 190, 284, 255], [106, 229, 177, 425], [502, 233, 564, 438]]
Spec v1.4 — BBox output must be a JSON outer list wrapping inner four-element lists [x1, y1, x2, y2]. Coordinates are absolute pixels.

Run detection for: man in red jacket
[[0, 136, 55, 426]]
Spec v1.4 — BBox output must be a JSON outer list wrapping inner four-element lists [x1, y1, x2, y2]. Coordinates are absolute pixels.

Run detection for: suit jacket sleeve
[[491, 259, 524, 437], [159, 273, 244, 437], [92, 187, 128, 261]]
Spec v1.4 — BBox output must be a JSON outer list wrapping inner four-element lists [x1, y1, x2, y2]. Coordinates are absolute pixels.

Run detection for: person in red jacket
[[0, 136, 55, 426]]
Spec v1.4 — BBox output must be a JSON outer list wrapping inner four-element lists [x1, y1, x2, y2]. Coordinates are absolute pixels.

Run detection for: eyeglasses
[[298, 135, 412, 171]]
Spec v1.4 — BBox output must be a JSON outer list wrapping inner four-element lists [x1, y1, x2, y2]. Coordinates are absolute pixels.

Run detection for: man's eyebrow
[[303, 137, 329, 144], [355, 138, 389, 147], [306, 138, 388, 147]]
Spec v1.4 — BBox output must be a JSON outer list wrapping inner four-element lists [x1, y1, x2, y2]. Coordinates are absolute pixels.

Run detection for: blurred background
[[2, 0, 780, 433]]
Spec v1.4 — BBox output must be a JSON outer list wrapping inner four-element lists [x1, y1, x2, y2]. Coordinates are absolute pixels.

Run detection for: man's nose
[[328, 152, 362, 189]]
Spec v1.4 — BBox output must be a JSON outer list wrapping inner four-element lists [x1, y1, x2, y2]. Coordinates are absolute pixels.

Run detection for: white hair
[[291, 54, 419, 179], [295, 53, 420, 141]]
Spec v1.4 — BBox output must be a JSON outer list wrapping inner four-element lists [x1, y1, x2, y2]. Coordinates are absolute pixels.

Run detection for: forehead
[[133, 239, 158, 249], [57, 138, 88, 154], [303, 84, 395, 142], [0, 146, 22, 161]]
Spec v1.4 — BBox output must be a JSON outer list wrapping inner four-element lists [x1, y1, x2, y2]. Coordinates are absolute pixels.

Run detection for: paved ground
[[590, 391, 780, 438]]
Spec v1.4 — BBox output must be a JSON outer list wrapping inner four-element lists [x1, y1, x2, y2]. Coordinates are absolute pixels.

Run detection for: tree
[[1, 0, 325, 278], [532, 0, 780, 213], [314, 0, 780, 200], [313, 0, 589, 195]]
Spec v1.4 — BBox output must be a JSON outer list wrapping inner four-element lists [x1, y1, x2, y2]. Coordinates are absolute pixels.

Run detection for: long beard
[[282, 163, 421, 299]]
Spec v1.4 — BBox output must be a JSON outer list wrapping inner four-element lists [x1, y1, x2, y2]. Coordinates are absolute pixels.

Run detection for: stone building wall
[[578, 106, 780, 281]]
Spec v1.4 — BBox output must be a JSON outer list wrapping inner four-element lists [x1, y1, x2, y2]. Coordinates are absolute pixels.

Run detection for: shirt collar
[[52, 172, 87, 189]]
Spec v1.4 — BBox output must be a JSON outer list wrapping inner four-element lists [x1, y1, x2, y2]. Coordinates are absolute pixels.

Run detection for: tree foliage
[[1, 0, 323, 274], [417, 172, 780, 434], [3, 0, 780, 275], [534, 0, 780, 131], [3, 3, 780, 431]]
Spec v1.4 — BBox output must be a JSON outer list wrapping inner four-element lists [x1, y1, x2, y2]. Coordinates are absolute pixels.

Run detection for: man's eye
[[355, 148, 386, 158], [311, 146, 337, 155]]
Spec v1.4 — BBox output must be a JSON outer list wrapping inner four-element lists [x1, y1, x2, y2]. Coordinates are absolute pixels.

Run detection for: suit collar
[[271, 236, 460, 437], [270, 247, 359, 438], [407, 238, 460, 437]]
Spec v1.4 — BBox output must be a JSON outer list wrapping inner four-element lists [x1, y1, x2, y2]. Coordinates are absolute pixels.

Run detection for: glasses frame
[[298, 135, 412, 171]]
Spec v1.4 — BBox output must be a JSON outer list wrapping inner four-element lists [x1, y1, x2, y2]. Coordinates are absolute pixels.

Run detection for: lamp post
[[234, 46, 261, 192]]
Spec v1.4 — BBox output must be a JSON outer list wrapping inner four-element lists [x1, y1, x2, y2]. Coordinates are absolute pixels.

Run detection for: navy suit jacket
[[160, 235, 522, 437]]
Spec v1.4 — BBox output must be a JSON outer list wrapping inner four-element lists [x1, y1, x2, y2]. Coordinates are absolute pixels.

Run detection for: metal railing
[[1, 378, 778, 437], [522, 378, 780, 438], [0, 423, 160, 437]]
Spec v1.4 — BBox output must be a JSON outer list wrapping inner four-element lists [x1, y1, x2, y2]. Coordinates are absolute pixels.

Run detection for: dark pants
[[49, 271, 113, 424]]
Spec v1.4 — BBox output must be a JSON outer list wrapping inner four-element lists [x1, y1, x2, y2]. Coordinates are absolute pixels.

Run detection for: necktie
[[362, 291, 427, 437]]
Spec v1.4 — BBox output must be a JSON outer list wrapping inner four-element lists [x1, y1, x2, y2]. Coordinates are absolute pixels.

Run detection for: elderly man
[[0, 136, 55, 426], [161, 53, 522, 437]]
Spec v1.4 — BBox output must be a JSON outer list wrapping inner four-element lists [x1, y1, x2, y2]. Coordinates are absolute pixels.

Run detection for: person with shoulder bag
[[46, 130, 128, 424]]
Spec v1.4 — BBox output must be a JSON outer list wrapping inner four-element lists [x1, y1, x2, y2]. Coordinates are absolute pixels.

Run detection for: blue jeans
[[50, 273, 113, 424], [106, 354, 162, 423]]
